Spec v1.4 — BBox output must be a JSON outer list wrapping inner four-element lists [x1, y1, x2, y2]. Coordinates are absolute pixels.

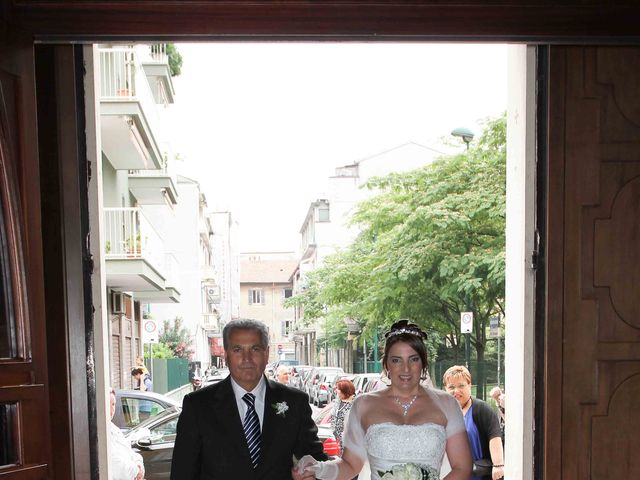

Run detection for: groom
[[170, 319, 327, 479]]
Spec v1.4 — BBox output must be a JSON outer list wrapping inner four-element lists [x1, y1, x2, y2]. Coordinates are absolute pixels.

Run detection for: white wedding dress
[[341, 387, 465, 480]]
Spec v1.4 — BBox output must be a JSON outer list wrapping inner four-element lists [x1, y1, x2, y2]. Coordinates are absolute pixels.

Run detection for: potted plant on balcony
[[126, 232, 142, 256]]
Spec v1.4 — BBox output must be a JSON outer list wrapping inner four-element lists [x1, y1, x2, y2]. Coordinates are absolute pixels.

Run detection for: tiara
[[387, 328, 423, 338]]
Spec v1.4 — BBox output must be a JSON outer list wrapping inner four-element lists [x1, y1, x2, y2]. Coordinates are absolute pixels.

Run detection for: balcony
[[103, 207, 168, 292], [128, 162, 178, 206], [133, 254, 181, 303], [140, 44, 176, 105], [202, 313, 221, 334], [99, 47, 163, 171]]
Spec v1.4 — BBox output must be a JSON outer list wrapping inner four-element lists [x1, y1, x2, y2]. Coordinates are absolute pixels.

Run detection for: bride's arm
[[443, 430, 473, 480]]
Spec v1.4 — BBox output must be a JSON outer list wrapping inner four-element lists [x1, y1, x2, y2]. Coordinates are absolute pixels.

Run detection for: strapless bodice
[[364, 422, 446, 479]]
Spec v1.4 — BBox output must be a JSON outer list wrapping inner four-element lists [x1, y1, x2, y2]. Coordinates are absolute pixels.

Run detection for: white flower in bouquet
[[378, 463, 438, 480]]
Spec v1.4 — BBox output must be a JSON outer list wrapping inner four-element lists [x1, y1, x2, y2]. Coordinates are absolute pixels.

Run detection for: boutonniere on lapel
[[272, 401, 289, 417]]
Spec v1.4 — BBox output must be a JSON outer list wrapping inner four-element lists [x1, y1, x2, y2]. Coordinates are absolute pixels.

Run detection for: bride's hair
[[382, 320, 429, 379]]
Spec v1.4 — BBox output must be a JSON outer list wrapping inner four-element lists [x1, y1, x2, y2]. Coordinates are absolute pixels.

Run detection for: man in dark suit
[[170, 319, 327, 479]]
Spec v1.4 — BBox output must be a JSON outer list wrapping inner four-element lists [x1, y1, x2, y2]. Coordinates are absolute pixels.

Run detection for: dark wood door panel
[[547, 45, 640, 480], [0, 35, 52, 479]]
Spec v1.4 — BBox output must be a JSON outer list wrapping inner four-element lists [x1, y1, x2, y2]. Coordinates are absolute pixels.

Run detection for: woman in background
[[331, 379, 356, 455], [443, 365, 504, 480]]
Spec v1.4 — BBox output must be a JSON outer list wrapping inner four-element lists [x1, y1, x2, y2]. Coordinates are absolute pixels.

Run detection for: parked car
[[113, 390, 181, 433], [352, 373, 382, 396], [265, 362, 277, 379], [289, 365, 314, 390], [316, 424, 340, 458], [203, 368, 230, 387], [313, 401, 334, 425], [362, 376, 388, 393], [126, 406, 181, 480], [273, 359, 299, 370], [308, 367, 345, 406]]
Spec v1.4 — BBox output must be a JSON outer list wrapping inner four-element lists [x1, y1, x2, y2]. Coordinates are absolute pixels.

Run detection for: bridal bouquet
[[377, 463, 439, 480]]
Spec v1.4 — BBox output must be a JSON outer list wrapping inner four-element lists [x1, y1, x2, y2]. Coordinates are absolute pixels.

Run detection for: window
[[283, 288, 292, 299], [318, 203, 330, 222], [0, 403, 18, 466], [115, 395, 169, 430], [248, 288, 265, 305], [149, 416, 179, 445], [281, 320, 292, 337]]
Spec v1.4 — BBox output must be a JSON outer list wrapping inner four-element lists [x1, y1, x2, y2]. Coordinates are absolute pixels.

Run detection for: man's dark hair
[[131, 367, 145, 376], [222, 319, 269, 350]]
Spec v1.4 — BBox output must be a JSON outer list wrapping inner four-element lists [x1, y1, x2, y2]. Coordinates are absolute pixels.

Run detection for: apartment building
[[98, 43, 183, 388], [239, 252, 297, 362]]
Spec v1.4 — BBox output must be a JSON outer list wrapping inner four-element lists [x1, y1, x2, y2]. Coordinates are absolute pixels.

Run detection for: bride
[[295, 320, 472, 480]]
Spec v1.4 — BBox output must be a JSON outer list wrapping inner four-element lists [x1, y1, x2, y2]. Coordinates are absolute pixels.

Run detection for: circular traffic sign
[[144, 320, 157, 333], [462, 313, 472, 324]]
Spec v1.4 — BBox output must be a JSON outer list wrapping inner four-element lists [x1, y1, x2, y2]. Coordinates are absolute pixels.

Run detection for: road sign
[[461, 311, 473, 333], [488, 316, 500, 338], [142, 318, 158, 344]]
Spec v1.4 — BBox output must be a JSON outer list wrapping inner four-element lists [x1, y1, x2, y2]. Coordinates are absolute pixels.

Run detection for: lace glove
[[297, 455, 340, 480]]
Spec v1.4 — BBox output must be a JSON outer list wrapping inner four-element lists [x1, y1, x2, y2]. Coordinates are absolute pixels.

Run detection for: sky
[[166, 43, 508, 253]]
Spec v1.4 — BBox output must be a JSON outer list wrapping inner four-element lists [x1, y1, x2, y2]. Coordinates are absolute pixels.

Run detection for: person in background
[[330, 379, 356, 456], [131, 367, 152, 392], [489, 386, 506, 444], [109, 387, 145, 480], [132, 367, 153, 421], [135, 355, 150, 378], [276, 365, 291, 384], [443, 365, 504, 480]]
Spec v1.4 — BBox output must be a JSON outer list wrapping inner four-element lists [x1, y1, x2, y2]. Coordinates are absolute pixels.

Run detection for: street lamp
[[451, 127, 475, 150]]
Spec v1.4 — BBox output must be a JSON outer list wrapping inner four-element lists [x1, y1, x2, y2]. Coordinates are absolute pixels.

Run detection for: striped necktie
[[242, 393, 261, 468]]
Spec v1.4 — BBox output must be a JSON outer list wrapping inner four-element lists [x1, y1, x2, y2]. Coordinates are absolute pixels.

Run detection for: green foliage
[[289, 114, 507, 394], [159, 316, 193, 358], [166, 43, 183, 77], [146, 342, 175, 359]]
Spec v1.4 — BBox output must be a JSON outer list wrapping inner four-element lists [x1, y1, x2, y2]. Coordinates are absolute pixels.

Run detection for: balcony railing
[[103, 207, 164, 272], [99, 47, 137, 99], [202, 313, 220, 333], [149, 44, 168, 64]]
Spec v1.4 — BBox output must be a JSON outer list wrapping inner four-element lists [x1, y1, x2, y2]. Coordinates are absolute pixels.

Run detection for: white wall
[[146, 179, 209, 365], [504, 44, 536, 480]]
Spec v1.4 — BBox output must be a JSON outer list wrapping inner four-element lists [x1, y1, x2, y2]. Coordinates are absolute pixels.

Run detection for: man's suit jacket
[[170, 376, 327, 479]]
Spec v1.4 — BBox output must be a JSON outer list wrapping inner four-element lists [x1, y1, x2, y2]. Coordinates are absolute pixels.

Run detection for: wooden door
[[0, 34, 52, 478], [546, 46, 640, 479]]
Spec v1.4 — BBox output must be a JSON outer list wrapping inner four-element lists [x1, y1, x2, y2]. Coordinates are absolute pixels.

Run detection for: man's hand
[[292, 455, 318, 480], [135, 463, 145, 480], [291, 466, 316, 480]]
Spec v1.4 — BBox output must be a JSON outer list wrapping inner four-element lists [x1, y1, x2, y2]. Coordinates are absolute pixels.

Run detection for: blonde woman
[[443, 365, 504, 480]]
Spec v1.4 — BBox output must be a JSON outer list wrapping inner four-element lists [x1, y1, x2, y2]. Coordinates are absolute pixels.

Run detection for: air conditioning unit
[[111, 291, 126, 314]]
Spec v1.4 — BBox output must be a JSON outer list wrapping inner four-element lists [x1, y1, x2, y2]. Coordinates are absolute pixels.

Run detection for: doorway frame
[[6, 2, 640, 479]]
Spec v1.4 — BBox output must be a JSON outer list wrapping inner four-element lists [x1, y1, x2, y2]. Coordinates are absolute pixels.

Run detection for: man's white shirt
[[230, 376, 267, 428]]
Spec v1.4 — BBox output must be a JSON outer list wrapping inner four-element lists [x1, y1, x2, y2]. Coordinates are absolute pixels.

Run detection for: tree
[[146, 342, 175, 359], [159, 316, 193, 359], [166, 43, 183, 77], [289, 114, 506, 396]]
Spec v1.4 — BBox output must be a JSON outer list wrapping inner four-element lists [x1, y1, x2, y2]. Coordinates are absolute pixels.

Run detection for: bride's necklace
[[393, 394, 418, 416]]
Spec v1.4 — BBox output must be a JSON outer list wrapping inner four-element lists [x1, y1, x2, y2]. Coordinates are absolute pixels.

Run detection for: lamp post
[[451, 127, 475, 150]]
